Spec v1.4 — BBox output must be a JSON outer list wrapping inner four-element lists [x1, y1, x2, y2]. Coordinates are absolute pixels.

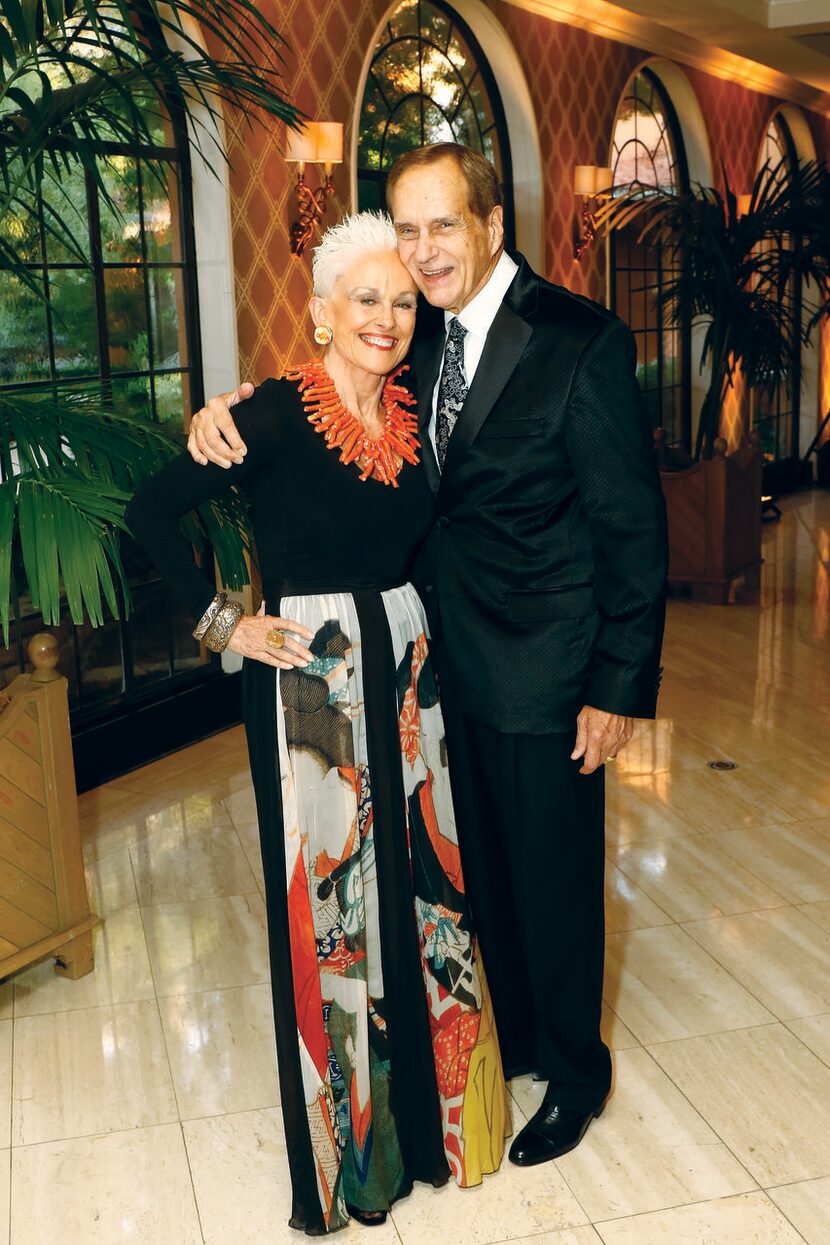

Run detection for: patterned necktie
[[435, 317, 468, 471]]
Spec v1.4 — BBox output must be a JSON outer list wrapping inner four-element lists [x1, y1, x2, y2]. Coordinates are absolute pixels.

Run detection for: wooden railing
[[0, 634, 99, 981]]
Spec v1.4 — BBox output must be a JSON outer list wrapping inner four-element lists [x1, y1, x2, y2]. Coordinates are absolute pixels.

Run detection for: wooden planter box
[[0, 634, 99, 981], [657, 431, 763, 604]]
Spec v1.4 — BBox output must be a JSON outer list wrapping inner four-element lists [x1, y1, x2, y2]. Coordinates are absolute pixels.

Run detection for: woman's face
[[313, 250, 418, 377]]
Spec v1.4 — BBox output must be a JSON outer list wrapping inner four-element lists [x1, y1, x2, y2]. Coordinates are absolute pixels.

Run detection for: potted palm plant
[[596, 160, 830, 601], [0, 0, 303, 644]]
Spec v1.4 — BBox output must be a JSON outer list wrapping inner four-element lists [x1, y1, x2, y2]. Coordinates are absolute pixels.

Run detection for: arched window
[[357, 0, 514, 244], [752, 111, 801, 467], [610, 69, 691, 450], [0, 79, 210, 762]]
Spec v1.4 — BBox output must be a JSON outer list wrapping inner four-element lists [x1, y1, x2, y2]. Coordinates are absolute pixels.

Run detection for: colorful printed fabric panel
[[275, 585, 508, 1232]]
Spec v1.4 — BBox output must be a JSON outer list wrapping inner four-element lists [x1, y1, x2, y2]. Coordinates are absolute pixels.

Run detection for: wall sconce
[[286, 121, 344, 258], [573, 165, 613, 262]]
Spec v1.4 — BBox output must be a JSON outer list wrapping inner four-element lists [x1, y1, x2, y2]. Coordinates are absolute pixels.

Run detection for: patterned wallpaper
[[213, 0, 830, 444]]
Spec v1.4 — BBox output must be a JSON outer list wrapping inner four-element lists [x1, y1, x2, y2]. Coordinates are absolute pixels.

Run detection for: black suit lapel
[[440, 299, 533, 485], [412, 326, 445, 496]]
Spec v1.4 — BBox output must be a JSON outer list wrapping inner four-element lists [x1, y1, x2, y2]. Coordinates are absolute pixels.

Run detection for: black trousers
[[442, 702, 611, 1113]]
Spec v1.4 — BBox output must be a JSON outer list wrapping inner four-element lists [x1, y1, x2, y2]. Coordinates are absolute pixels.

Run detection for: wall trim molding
[[502, 0, 830, 117]]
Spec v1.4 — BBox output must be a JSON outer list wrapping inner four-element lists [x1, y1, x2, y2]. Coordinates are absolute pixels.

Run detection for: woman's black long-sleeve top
[[125, 378, 435, 621]]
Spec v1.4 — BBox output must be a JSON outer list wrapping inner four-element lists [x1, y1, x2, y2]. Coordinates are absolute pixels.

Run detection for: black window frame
[[356, 0, 515, 247]]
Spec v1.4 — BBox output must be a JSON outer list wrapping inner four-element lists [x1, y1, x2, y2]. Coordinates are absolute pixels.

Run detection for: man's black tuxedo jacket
[[411, 251, 669, 736]]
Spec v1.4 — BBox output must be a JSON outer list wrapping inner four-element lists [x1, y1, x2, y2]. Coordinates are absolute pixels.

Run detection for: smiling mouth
[[420, 266, 453, 281], [359, 333, 398, 350]]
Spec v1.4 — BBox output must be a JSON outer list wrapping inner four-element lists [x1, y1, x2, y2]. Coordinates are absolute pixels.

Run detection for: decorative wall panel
[[210, 0, 830, 421]]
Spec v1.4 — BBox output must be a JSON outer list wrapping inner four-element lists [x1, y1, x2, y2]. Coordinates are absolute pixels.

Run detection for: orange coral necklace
[[283, 359, 419, 487]]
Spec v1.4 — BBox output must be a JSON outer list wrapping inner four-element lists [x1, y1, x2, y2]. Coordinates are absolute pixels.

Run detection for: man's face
[[389, 158, 504, 314]]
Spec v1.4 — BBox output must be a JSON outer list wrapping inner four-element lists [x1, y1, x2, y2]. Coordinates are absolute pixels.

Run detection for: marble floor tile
[[159, 983, 279, 1119], [12, 1000, 177, 1146], [601, 1005, 640, 1052], [10, 1124, 202, 1245], [604, 925, 773, 1044], [649, 1023, 830, 1185], [768, 1176, 830, 1245], [650, 768, 795, 835], [683, 906, 830, 1020], [545, 1048, 755, 1221], [82, 846, 138, 915], [130, 818, 258, 906], [229, 811, 266, 894], [184, 1108, 403, 1245], [604, 862, 673, 933], [501, 1232, 602, 1245], [594, 1191, 805, 1244], [0, 1022, 10, 1151], [734, 757, 830, 824], [614, 835, 786, 922], [798, 899, 830, 933], [141, 893, 269, 997], [613, 719, 714, 777], [12, 908, 154, 1017], [712, 822, 830, 904], [222, 785, 257, 827], [604, 775, 699, 845], [786, 1013, 830, 1067], [0, 1150, 8, 1245], [82, 789, 232, 864], [390, 1151, 587, 1245]]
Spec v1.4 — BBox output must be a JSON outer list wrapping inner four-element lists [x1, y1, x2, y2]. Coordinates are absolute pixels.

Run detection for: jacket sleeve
[[124, 381, 280, 624], [564, 317, 668, 718]]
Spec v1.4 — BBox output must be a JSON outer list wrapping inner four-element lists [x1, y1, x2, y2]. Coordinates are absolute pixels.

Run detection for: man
[[187, 143, 668, 1165]]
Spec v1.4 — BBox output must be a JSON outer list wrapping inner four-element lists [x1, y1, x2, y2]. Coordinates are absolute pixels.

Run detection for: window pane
[[154, 371, 190, 427], [50, 270, 99, 377], [0, 196, 42, 263], [75, 617, 125, 706], [148, 268, 188, 368], [142, 161, 180, 263], [130, 579, 172, 688], [109, 375, 152, 421], [0, 276, 50, 383], [104, 267, 148, 372], [42, 167, 91, 264], [98, 157, 143, 264]]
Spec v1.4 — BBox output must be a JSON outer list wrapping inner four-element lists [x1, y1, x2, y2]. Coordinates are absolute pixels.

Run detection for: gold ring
[[606, 754, 618, 762], [266, 627, 287, 652]]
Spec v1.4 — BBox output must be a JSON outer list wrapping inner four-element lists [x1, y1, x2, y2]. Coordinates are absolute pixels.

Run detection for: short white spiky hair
[[311, 211, 399, 298]]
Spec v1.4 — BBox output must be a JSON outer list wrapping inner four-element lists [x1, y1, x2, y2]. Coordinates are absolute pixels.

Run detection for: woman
[[126, 212, 509, 1235]]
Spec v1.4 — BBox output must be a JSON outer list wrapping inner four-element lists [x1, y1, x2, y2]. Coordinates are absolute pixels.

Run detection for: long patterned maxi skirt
[[241, 582, 510, 1234]]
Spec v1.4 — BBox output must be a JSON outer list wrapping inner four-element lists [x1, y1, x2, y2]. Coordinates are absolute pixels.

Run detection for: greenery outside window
[[0, 107, 209, 718], [357, 0, 514, 245]]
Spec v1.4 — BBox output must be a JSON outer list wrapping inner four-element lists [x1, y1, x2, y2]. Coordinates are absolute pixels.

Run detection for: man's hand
[[188, 381, 254, 467], [571, 706, 634, 774]]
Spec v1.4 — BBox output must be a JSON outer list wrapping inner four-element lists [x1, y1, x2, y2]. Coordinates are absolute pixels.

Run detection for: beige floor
[[3, 489, 830, 1244]]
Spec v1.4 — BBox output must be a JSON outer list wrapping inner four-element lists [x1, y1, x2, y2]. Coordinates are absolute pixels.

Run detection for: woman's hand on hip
[[226, 614, 315, 670]]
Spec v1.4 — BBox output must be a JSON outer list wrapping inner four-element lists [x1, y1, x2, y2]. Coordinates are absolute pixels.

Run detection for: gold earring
[[314, 325, 333, 346]]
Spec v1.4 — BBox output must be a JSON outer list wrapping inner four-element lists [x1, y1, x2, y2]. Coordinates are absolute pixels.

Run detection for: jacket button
[[424, 584, 434, 594]]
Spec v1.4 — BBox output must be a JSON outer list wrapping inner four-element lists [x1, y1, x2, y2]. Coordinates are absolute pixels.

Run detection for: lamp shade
[[316, 122, 344, 165], [593, 166, 613, 194], [285, 124, 319, 163], [574, 165, 598, 196]]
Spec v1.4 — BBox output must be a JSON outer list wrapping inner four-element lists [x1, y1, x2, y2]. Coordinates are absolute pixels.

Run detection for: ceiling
[[510, 0, 830, 113]]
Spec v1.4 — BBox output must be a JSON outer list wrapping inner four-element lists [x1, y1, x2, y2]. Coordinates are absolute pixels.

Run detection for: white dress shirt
[[428, 250, 519, 458]]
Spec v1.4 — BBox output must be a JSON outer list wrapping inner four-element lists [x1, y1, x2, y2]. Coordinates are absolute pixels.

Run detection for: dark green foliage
[[596, 160, 830, 458]]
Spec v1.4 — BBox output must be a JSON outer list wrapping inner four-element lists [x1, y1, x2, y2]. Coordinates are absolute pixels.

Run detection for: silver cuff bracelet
[[193, 591, 227, 641], [204, 600, 245, 653]]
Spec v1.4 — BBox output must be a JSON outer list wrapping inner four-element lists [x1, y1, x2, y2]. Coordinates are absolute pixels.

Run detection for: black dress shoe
[[346, 1205, 388, 1227], [509, 1098, 606, 1166]]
